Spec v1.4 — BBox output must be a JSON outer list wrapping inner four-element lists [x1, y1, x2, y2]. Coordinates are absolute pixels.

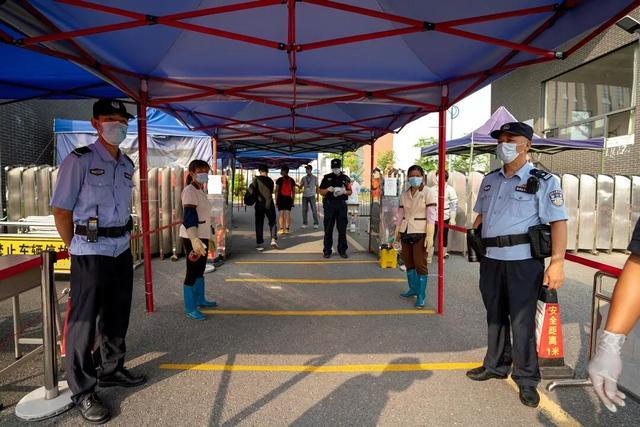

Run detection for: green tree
[[414, 137, 438, 172], [327, 151, 362, 179], [377, 150, 395, 171], [414, 136, 489, 174]]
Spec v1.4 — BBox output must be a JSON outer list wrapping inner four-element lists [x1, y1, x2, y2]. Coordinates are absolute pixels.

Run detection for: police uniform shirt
[[179, 184, 211, 239], [51, 141, 134, 257], [629, 218, 640, 255], [473, 162, 568, 261], [319, 173, 351, 202]]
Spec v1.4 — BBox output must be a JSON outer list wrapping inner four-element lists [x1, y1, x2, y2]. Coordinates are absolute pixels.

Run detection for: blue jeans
[[302, 196, 319, 225]]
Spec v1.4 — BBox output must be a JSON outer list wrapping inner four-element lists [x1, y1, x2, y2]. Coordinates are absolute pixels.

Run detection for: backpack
[[244, 184, 256, 206], [280, 177, 292, 197]]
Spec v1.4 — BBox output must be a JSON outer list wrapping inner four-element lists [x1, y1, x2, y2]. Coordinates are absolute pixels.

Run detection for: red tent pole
[[368, 140, 375, 253], [437, 87, 448, 315], [137, 82, 154, 313], [212, 137, 218, 174]]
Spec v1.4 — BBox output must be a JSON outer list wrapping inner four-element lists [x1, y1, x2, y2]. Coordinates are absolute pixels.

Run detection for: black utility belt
[[470, 224, 551, 259], [75, 217, 133, 238]]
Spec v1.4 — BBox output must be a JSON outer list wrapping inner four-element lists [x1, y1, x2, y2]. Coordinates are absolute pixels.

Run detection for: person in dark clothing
[[318, 158, 352, 258], [250, 164, 279, 251], [275, 166, 296, 234]]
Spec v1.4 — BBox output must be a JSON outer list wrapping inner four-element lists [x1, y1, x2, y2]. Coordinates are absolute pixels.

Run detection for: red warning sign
[[536, 301, 564, 360]]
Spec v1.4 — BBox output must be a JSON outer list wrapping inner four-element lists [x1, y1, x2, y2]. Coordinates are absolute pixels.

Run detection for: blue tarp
[[54, 107, 207, 137], [234, 150, 316, 169], [1, 1, 636, 154], [421, 106, 605, 156]]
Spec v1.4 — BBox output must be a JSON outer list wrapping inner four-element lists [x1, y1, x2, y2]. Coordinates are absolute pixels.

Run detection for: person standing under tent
[[395, 165, 437, 309], [433, 170, 458, 259], [465, 122, 568, 408], [275, 166, 296, 234], [51, 99, 146, 424], [179, 159, 218, 321], [348, 176, 361, 204], [588, 217, 640, 413], [250, 164, 279, 251], [319, 158, 352, 258], [298, 164, 319, 229]]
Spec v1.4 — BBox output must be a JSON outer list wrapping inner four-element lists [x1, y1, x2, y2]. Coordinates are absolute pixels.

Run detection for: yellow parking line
[[235, 260, 378, 264], [160, 362, 481, 373], [225, 278, 405, 284], [506, 379, 580, 426], [200, 309, 436, 316]]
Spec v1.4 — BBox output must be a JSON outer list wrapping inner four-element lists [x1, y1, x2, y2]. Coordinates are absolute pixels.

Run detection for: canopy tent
[[1, 0, 638, 314], [421, 106, 605, 156], [234, 150, 316, 169], [54, 107, 213, 167]]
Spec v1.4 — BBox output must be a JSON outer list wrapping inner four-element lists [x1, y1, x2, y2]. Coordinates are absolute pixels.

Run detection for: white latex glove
[[587, 330, 627, 412], [333, 187, 344, 197], [186, 227, 207, 257], [326, 186, 334, 192]]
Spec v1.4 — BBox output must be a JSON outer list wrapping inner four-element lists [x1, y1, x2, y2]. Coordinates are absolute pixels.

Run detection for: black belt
[[482, 233, 530, 248], [75, 217, 133, 238]]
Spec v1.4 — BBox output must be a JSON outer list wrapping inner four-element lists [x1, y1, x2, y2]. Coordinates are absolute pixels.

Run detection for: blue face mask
[[196, 173, 209, 184], [408, 176, 423, 187]]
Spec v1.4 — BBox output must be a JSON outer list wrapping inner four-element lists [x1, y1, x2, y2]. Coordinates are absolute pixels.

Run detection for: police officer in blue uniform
[[465, 122, 568, 408], [319, 158, 352, 258], [52, 99, 146, 424]]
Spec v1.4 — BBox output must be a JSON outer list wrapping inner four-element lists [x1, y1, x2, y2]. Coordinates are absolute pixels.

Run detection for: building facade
[[0, 99, 93, 213], [491, 8, 640, 176]]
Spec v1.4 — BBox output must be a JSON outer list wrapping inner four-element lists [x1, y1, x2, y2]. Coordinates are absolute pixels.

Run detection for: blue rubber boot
[[194, 277, 218, 308], [415, 275, 427, 309], [183, 285, 205, 320], [400, 269, 418, 298]]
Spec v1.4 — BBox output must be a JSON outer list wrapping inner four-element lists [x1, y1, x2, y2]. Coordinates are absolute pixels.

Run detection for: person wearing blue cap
[[51, 98, 145, 424], [465, 121, 568, 408]]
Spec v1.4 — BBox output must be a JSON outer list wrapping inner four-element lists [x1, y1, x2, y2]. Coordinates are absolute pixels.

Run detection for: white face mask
[[100, 121, 128, 146], [332, 168, 341, 175], [196, 173, 209, 184], [496, 142, 523, 164]]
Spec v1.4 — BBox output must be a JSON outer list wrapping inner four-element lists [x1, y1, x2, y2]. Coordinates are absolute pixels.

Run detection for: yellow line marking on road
[[200, 309, 436, 316], [506, 379, 580, 426], [235, 260, 378, 264], [160, 362, 481, 373], [225, 278, 405, 284]]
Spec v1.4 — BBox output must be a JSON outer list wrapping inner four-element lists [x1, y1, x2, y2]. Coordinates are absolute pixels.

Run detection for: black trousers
[[66, 250, 134, 403], [182, 238, 208, 286], [434, 218, 450, 248], [479, 257, 544, 386], [255, 204, 277, 244], [323, 200, 348, 255]]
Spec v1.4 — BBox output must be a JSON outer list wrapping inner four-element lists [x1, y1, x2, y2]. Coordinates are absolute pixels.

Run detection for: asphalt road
[[0, 207, 638, 426]]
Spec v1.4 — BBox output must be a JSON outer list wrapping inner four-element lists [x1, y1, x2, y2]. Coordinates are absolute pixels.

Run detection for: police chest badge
[[483, 184, 491, 191], [549, 190, 564, 207]]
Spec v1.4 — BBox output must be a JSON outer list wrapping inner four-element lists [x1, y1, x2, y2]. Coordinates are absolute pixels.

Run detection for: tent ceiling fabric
[[0, 0, 637, 154]]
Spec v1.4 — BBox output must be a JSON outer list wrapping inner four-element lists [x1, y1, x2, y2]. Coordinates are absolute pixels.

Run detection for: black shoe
[[98, 368, 147, 388], [465, 366, 508, 381], [339, 252, 348, 259], [518, 385, 540, 408], [323, 252, 331, 258], [77, 393, 110, 424]]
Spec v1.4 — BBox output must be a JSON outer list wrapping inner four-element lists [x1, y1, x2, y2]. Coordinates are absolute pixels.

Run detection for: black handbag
[[244, 185, 256, 206], [401, 232, 425, 245]]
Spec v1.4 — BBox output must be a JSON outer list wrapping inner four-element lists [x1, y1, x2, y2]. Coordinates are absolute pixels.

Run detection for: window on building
[[544, 43, 635, 140]]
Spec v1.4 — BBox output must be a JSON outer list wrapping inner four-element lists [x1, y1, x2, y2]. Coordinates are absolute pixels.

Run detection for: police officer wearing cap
[[319, 158, 352, 258], [52, 99, 146, 424], [465, 122, 568, 408]]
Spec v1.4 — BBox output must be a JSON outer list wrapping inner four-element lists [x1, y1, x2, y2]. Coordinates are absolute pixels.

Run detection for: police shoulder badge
[[548, 190, 564, 207], [483, 184, 491, 191]]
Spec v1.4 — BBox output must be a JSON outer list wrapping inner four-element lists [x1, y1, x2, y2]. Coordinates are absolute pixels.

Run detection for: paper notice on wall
[[208, 175, 223, 195], [384, 178, 398, 196], [606, 134, 634, 148]]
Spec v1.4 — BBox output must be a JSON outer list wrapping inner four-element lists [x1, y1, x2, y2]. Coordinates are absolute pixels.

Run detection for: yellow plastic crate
[[379, 247, 397, 269]]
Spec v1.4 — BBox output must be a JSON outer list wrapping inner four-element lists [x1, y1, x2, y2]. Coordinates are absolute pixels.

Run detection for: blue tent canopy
[[421, 106, 605, 156], [234, 150, 316, 169], [1, 0, 636, 154]]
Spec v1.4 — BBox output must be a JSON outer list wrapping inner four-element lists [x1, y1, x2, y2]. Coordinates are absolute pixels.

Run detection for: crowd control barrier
[[547, 255, 639, 403], [0, 251, 74, 421]]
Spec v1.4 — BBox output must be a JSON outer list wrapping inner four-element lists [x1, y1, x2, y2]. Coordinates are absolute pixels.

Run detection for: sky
[[393, 85, 492, 170]]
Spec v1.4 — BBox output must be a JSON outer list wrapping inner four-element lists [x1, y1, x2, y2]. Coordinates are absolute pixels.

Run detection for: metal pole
[[12, 296, 21, 359], [368, 141, 375, 253], [212, 137, 218, 175], [437, 87, 448, 315], [137, 82, 154, 313], [41, 251, 58, 399]]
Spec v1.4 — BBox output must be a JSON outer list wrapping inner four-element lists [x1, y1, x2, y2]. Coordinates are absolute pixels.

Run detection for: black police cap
[[490, 121, 533, 140], [93, 98, 134, 120], [330, 158, 341, 168]]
